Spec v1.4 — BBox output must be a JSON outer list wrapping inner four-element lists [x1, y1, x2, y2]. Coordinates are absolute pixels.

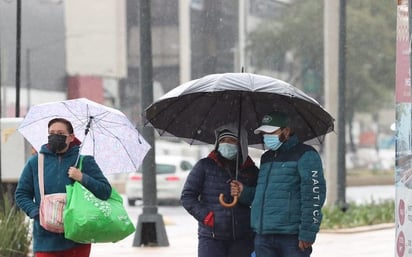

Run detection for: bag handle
[[38, 153, 45, 200], [38, 154, 85, 199], [78, 155, 84, 172]]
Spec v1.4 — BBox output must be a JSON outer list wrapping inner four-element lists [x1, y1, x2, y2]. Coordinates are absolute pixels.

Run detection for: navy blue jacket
[[181, 151, 259, 240], [15, 144, 111, 253]]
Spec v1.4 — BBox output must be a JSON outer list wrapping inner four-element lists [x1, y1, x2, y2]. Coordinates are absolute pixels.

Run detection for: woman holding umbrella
[[15, 118, 112, 257], [181, 124, 259, 257]]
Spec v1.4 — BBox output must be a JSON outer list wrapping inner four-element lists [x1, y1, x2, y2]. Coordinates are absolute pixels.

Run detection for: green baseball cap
[[254, 113, 288, 134]]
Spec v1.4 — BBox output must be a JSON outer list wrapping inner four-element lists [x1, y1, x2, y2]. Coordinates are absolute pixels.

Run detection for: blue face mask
[[263, 134, 283, 151], [218, 143, 238, 160]]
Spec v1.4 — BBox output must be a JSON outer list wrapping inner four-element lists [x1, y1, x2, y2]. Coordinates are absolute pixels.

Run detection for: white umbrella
[[18, 98, 151, 175]]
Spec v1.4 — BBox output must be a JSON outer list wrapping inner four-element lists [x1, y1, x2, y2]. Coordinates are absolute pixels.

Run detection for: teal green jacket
[[239, 135, 326, 243], [15, 144, 111, 253]]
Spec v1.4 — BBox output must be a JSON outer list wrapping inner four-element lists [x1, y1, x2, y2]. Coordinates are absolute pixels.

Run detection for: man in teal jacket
[[231, 113, 326, 257]]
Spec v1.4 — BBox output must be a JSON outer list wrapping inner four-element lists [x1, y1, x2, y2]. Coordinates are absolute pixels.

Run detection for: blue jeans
[[254, 234, 312, 257]]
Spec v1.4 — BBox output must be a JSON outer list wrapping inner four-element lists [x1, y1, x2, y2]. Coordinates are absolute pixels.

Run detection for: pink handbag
[[38, 154, 66, 233]]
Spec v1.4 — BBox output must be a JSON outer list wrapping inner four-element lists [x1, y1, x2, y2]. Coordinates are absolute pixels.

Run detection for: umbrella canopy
[[18, 98, 151, 175], [144, 72, 335, 147]]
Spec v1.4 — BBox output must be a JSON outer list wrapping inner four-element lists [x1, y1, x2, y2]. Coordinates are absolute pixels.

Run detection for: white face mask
[[218, 143, 238, 160]]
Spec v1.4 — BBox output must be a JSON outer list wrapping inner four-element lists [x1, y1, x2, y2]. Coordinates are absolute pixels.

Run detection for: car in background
[[125, 155, 196, 206]]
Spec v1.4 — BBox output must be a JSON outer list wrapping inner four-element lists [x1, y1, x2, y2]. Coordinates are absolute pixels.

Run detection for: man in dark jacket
[[231, 113, 326, 257], [181, 124, 259, 257]]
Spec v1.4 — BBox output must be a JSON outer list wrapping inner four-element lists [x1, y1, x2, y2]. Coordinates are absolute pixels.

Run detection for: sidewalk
[[314, 224, 395, 257], [90, 220, 396, 257]]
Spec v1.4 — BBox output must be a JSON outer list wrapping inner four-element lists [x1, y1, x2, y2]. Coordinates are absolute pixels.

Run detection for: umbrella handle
[[218, 193, 238, 208]]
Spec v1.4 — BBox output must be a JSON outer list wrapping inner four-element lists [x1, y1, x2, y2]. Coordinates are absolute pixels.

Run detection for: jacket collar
[[208, 150, 256, 170], [276, 134, 299, 152]]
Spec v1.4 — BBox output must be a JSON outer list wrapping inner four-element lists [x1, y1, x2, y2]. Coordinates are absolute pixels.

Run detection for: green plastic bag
[[63, 182, 135, 243]]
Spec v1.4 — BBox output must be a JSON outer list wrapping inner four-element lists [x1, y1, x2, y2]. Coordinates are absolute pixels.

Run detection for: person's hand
[[298, 240, 312, 251], [230, 180, 243, 197], [68, 166, 83, 182]]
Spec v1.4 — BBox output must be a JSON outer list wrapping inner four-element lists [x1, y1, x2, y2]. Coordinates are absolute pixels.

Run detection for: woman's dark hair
[[48, 118, 74, 134]]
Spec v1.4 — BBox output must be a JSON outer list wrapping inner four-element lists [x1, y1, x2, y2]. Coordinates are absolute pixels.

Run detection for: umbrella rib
[[19, 116, 58, 129], [62, 102, 87, 129], [91, 113, 143, 140], [91, 119, 142, 170], [283, 97, 332, 143], [85, 110, 138, 138], [288, 98, 320, 141], [147, 92, 220, 144], [247, 92, 265, 148], [145, 98, 190, 137], [189, 91, 246, 144], [190, 93, 224, 144], [62, 101, 129, 134], [235, 93, 242, 180], [80, 104, 144, 172]]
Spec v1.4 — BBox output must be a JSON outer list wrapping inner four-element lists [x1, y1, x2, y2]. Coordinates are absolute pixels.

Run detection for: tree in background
[[247, 0, 396, 151]]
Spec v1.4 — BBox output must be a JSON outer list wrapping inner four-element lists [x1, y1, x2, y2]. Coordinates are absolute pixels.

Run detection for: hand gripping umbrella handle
[[219, 193, 238, 208]]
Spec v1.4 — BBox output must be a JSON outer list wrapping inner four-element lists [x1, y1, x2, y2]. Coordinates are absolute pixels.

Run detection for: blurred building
[[0, 0, 394, 170], [122, 0, 241, 120], [0, 0, 126, 116], [0, 0, 288, 121]]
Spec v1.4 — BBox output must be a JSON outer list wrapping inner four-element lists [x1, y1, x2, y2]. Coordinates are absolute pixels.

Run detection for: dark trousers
[[35, 244, 91, 257], [198, 235, 254, 257]]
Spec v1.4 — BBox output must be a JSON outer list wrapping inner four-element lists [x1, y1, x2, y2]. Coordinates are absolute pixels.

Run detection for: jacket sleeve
[[80, 155, 112, 200], [238, 163, 259, 205], [180, 160, 209, 222], [238, 186, 256, 205], [297, 150, 326, 243], [15, 156, 39, 219]]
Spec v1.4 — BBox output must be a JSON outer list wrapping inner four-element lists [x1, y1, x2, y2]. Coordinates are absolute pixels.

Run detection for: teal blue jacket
[[239, 135, 326, 243], [15, 144, 111, 253]]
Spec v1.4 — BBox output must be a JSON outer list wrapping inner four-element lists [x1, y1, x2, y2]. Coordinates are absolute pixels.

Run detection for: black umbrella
[[144, 72, 335, 206]]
